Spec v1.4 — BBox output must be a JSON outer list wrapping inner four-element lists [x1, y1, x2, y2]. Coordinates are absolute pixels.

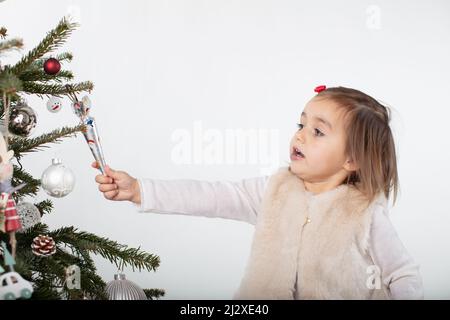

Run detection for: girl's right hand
[[92, 161, 141, 204]]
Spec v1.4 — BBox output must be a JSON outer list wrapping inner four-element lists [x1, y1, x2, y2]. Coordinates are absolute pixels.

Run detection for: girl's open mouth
[[291, 146, 305, 160]]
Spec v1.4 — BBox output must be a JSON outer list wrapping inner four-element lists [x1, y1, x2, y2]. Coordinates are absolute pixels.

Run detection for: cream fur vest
[[233, 167, 389, 300]]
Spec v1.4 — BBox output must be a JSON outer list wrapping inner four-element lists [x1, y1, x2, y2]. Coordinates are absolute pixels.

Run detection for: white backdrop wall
[[0, 0, 449, 299]]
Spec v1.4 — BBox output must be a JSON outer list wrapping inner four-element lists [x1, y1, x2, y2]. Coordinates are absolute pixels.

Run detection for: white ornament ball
[[17, 202, 41, 232], [46, 97, 62, 113], [41, 158, 75, 198]]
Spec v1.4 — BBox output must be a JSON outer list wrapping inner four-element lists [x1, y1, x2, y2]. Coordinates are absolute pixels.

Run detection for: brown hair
[[315, 86, 399, 205]]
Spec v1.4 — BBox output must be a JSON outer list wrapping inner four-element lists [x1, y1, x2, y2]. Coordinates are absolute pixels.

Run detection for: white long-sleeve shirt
[[134, 175, 424, 299]]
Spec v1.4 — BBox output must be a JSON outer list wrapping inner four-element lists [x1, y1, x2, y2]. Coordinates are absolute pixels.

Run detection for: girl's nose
[[296, 130, 305, 143]]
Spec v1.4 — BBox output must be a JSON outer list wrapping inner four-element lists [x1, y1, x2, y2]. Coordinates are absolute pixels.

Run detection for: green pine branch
[[33, 52, 73, 68], [49, 226, 161, 273], [35, 200, 54, 216], [14, 224, 106, 299], [0, 27, 7, 39], [19, 69, 74, 83], [0, 38, 24, 53], [54, 247, 108, 299], [29, 279, 61, 300], [19, 52, 74, 83], [21, 81, 93, 97], [10, 124, 84, 158], [144, 288, 166, 300], [11, 17, 78, 75], [21, 221, 49, 236], [0, 69, 23, 93], [0, 92, 20, 112], [12, 164, 41, 199], [55, 241, 112, 299], [4, 221, 165, 299]]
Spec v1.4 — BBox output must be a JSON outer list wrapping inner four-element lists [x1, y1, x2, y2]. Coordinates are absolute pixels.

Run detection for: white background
[[1, 0, 449, 299]]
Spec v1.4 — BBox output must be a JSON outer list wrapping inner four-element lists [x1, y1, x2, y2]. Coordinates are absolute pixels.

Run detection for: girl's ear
[[343, 158, 359, 172]]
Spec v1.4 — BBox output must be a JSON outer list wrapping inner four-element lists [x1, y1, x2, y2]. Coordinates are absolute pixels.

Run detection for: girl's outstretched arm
[[134, 176, 269, 225]]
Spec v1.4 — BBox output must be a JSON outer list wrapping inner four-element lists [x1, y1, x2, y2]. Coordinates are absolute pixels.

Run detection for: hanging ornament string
[[118, 259, 124, 273], [15, 157, 23, 171], [65, 85, 79, 103]]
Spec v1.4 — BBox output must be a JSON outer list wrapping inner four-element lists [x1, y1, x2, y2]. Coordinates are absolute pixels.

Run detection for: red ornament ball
[[43, 58, 61, 75]]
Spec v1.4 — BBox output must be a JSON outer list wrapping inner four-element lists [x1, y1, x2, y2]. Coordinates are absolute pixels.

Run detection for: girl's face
[[289, 97, 355, 188]]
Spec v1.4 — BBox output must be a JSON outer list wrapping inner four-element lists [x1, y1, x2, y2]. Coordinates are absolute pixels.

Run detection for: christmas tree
[[0, 18, 164, 299]]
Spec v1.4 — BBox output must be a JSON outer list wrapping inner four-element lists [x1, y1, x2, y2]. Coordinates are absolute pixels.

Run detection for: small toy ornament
[[43, 57, 61, 75], [46, 96, 62, 113], [105, 273, 147, 300], [41, 158, 75, 198], [8, 101, 37, 137], [0, 241, 34, 300], [31, 235, 56, 257]]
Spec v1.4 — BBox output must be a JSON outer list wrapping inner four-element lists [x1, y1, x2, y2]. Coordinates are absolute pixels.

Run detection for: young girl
[[93, 86, 424, 300]]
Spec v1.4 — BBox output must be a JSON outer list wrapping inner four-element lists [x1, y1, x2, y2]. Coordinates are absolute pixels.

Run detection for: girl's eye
[[314, 128, 324, 137], [297, 123, 324, 137]]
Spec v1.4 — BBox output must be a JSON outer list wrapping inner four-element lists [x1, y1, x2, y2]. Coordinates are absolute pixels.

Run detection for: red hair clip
[[314, 85, 326, 93]]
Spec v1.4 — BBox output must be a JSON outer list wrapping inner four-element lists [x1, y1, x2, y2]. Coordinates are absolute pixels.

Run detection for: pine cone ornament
[[31, 235, 56, 257]]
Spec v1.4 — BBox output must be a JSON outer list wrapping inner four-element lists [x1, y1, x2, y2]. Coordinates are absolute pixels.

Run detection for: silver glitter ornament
[[41, 158, 75, 198], [105, 273, 147, 300], [9, 102, 37, 137], [16, 202, 41, 232]]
